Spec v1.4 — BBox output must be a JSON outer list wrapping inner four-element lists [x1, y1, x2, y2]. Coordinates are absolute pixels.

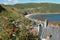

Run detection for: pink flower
[[29, 27, 37, 33]]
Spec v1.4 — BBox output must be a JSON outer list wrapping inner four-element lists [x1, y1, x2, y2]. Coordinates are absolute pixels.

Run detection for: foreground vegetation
[[0, 4, 40, 40]]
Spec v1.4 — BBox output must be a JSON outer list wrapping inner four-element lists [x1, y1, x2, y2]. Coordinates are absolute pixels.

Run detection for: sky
[[0, 0, 60, 5]]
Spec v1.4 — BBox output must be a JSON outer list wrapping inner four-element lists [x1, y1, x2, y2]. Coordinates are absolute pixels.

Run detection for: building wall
[[37, 19, 48, 38]]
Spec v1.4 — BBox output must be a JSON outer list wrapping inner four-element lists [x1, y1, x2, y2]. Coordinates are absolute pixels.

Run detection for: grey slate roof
[[41, 26, 60, 40]]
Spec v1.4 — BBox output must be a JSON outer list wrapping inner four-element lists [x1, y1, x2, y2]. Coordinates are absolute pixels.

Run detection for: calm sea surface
[[30, 14, 60, 22]]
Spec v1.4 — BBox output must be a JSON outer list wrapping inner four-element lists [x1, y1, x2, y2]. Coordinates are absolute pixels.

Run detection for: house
[[28, 18, 48, 38]]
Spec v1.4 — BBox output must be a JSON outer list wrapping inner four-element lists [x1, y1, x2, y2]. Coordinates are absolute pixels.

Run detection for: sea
[[30, 14, 60, 22]]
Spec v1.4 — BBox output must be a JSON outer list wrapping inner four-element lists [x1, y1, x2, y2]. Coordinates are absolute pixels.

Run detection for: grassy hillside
[[0, 4, 39, 40], [0, 5, 25, 27], [11, 3, 60, 13], [0, 4, 34, 27]]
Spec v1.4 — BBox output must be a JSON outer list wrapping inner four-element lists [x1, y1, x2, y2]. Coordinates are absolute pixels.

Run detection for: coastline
[[25, 13, 60, 19], [25, 13, 60, 17], [25, 13, 60, 26]]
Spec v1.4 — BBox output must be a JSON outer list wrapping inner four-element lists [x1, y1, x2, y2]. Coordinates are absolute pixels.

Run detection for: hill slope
[[0, 5, 22, 26], [0, 5, 32, 27], [12, 3, 60, 13]]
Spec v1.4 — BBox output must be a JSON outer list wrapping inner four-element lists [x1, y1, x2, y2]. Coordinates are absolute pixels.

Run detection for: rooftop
[[41, 25, 60, 40]]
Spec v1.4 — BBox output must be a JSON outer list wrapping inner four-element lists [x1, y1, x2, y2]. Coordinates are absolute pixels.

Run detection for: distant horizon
[[0, 2, 60, 5], [0, 0, 60, 5]]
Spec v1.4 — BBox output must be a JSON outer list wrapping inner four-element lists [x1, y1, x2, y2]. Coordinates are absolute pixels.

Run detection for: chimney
[[44, 19, 48, 28]]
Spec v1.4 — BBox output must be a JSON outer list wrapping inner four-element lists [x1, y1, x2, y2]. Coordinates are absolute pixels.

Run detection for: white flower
[[12, 34, 16, 36]]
